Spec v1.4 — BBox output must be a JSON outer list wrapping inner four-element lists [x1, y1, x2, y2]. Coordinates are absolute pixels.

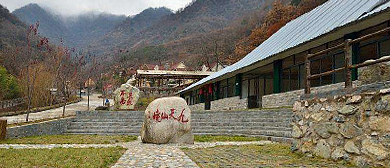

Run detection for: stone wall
[[262, 82, 362, 109], [291, 88, 390, 167], [189, 96, 248, 111], [210, 96, 247, 111], [6, 117, 73, 139], [189, 103, 205, 111]]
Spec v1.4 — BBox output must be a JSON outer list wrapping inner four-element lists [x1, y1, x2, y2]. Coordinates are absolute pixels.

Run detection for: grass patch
[[183, 143, 355, 167], [195, 135, 266, 142], [0, 135, 138, 144], [0, 147, 125, 168]]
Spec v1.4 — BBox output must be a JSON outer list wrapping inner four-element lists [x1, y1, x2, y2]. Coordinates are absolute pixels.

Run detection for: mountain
[[0, 4, 28, 49], [12, 4, 66, 45], [12, 3, 126, 48], [90, 0, 281, 53], [89, 7, 173, 52]]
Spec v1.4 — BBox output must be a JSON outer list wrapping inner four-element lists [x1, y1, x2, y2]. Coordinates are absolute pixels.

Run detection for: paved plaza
[[0, 138, 275, 168]]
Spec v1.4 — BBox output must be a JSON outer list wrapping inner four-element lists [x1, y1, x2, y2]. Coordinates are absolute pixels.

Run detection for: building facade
[[179, 0, 390, 111]]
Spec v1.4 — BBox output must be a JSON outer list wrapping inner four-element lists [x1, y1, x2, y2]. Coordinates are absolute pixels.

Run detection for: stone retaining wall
[[262, 82, 362, 109], [6, 117, 73, 139], [291, 88, 390, 167], [189, 96, 248, 111], [210, 97, 247, 111]]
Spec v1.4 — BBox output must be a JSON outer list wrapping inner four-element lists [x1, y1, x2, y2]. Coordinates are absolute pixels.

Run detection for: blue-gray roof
[[180, 0, 390, 93]]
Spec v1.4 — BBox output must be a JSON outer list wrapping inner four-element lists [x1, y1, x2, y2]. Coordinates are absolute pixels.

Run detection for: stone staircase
[[65, 109, 293, 142], [191, 109, 293, 143], [65, 111, 144, 135]]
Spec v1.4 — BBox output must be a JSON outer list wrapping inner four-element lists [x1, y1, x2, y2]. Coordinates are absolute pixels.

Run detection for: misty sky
[[0, 0, 194, 16]]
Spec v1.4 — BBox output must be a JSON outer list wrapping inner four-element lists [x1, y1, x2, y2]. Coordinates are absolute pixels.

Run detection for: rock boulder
[[141, 97, 194, 144], [113, 83, 140, 110]]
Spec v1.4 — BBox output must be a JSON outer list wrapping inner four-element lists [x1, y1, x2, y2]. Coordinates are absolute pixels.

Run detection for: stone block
[[0, 120, 6, 140], [314, 139, 332, 159], [362, 138, 389, 161]]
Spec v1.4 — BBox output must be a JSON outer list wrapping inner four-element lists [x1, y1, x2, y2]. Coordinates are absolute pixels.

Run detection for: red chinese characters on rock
[[149, 108, 189, 123], [119, 90, 133, 106]]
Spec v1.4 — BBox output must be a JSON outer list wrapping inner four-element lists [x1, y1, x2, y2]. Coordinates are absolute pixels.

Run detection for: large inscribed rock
[[141, 97, 194, 144], [113, 83, 140, 110]]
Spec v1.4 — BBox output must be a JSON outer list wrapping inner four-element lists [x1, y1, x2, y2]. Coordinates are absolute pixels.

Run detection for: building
[[179, 0, 390, 111]]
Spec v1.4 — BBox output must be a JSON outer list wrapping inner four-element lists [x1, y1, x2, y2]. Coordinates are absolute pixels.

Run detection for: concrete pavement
[[0, 94, 110, 125]]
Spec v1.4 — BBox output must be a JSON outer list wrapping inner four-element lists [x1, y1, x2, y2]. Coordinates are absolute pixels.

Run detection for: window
[[334, 53, 345, 83], [310, 59, 321, 87], [227, 77, 236, 97], [265, 75, 273, 95], [281, 68, 290, 92], [359, 43, 378, 63], [380, 39, 390, 57], [220, 79, 228, 98], [290, 66, 299, 91]]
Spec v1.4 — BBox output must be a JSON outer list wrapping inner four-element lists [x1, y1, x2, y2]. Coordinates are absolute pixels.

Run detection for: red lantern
[[208, 84, 212, 94]]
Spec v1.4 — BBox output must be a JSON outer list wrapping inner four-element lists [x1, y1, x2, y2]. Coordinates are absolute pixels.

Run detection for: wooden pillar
[[235, 73, 242, 97], [273, 60, 282, 93], [345, 39, 353, 89], [305, 54, 311, 95], [0, 119, 6, 140]]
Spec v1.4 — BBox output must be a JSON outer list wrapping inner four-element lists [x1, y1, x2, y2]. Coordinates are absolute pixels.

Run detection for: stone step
[[73, 119, 144, 122], [192, 126, 292, 131], [64, 129, 141, 134], [191, 121, 291, 127], [65, 132, 140, 136], [67, 125, 141, 130], [192, 116, 293, 120], [192, 118, 293, 122], [193, 133, 293, 143], [192, 112, 293, 116], [192, 129, 292, 138], [68, 122, 142, 127]]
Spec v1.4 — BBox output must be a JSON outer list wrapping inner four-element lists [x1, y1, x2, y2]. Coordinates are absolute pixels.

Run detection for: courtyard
[[0, 135, 355, 168]]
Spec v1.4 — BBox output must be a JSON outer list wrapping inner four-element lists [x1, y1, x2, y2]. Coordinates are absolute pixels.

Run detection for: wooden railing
[[0, 98, 26, 110], [305, 27, 390, 94]]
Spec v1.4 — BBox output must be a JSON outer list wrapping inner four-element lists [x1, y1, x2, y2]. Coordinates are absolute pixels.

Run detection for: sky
[[0, 0, 194, 16]]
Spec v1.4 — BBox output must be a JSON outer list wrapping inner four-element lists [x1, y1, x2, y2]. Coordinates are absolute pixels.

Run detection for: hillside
[[0, 4, 28, 49], [106, 0, 328, 69], [90, 0, 283, 53], [12, 3, 126, 48], [90, 7, 173, 52], [12, 4, 66, 45]]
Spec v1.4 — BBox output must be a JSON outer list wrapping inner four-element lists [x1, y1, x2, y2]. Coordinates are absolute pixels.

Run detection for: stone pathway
[[1, 94, 111, 124], [0, 144, 120, 149], [112, 140, 273, 168], [0, 139, 274, 168]]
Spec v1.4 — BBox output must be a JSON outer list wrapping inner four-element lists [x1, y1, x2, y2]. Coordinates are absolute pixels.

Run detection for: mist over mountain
[[12, 3, 127, 49], [0, 4, 28, 49]]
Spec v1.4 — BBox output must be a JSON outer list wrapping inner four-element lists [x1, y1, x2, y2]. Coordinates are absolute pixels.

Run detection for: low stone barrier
[[291, 88, 390, 167], [6, 117, 73, 139], [0, 120, 6, 140]]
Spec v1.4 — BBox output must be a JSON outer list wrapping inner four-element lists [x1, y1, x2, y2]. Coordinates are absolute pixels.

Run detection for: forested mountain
[[7, 0, 327, 69], [90, 0, 283, 53], [89, 7, 173, 53], [0, 4, 27, 49], [12, 3, 126, 48], [12, 4, 66, 45]]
